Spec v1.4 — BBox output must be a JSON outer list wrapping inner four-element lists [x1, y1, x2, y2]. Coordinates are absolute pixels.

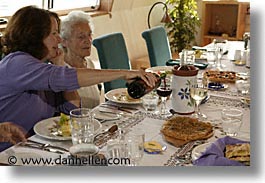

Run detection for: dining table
[[0, 41, 250, 166]]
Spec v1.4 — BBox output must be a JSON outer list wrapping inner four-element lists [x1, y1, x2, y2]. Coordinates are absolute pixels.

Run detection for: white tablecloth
[[0, 41, 250, 166]]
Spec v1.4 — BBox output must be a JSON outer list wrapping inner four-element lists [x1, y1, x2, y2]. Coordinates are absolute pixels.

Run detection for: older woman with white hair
[[60, 10, 101, 109]]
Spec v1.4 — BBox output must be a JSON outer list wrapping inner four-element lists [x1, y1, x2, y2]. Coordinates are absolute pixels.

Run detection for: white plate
[[145, 66, 174, 73], [105, 88, 142, 104], [33, 116, 102, 141], [93, 108, 120, 121], [191, 142, 211, 161]]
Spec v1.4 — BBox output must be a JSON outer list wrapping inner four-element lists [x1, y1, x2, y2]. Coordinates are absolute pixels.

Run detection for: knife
[[98, 109, 132, 117], [25, 140, 69, 152], [19, 143, 65, 154], [101, 103, 139, 111], [99, 105, 133, 114]]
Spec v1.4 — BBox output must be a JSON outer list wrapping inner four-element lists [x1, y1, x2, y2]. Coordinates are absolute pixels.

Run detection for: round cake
[[161, 116, 213, 147]]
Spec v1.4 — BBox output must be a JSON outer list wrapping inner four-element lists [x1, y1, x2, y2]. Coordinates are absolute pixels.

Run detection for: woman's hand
[[49, 48, 66, 66], [124, 70, 158, 87], [0, 122, 27, 144]]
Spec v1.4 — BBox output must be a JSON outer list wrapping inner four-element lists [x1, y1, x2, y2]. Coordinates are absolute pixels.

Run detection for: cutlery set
[[19, 140, 69, 154], [100, 103, 139, 114]]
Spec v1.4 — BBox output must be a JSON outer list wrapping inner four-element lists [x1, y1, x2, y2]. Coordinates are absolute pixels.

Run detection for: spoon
[[94, 124, 118, 140]]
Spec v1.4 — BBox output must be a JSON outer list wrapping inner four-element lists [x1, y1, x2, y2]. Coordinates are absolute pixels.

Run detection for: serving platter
[[191, 142, 211, 161]]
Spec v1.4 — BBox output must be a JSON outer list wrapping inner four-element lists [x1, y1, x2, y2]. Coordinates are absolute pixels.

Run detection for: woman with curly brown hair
[[0, 6, 157, 151]]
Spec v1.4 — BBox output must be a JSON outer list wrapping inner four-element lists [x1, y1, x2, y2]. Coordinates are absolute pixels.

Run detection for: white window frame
[[0, 0, 100, 17]]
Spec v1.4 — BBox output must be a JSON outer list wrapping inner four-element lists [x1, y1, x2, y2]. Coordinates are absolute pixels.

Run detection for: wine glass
[[190, 79, 208, 119], [156, 75, 172, 116]]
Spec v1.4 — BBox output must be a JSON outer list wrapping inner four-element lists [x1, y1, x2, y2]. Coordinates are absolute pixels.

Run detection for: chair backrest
[[92, 32, 131, 93], [142, 26, 172, 67]]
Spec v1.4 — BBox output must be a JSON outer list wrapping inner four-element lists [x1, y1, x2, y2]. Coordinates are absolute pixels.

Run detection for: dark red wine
[[156, 87, 172, 97]]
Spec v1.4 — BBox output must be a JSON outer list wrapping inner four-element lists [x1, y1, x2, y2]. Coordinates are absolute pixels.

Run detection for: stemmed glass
[[190, 79, 208, 120], [156, 74, 172, 116]]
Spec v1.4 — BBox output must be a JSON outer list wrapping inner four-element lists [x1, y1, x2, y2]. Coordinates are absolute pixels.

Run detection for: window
[[45, 0, 100, 12], [0, 0, 100, 17]]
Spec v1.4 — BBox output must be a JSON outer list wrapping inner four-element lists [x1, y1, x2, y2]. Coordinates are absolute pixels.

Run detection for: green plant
[[165, 0, 201, 53]]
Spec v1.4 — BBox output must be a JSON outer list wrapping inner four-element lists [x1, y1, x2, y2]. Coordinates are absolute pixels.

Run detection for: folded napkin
[[193, 136, 249, 166]]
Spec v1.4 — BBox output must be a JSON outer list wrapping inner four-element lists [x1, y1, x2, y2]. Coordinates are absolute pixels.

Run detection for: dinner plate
[[92, 108, 120, 121], [33, 116, 102, 141], [105, 88, 142, 104], [145, 66, 174, 73], [166, 59, 209, 69], [191, 142, 211, 161]]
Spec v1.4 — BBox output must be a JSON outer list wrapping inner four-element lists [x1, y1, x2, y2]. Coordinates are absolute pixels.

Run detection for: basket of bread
[[193, 136, 250, 166]]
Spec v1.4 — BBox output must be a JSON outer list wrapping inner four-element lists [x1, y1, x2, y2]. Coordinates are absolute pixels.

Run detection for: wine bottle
[[127, 74, 161, 99]]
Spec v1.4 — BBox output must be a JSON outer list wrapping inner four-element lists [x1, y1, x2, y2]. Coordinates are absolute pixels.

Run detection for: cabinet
[[201, 0, 250, 46]]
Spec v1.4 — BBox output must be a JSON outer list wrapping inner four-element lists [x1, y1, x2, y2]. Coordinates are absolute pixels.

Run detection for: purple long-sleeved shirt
[[0, 52, 80, 148]]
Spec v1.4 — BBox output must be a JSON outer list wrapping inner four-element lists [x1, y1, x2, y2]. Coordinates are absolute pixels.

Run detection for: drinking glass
[[106, 139, 125, 166], [141, 92, 159, 114], [221, 108, 243, 137], [69, 108, 98, 157], [182, 49, 195, 65], [236, 79, 250, 95], [206, 48, 217, 68], [214, 41, 227, 70], [190, 79, 208, 119], [70, 108, 95, 145], [109, 113, 125, 142], [156, 75, 172, 116], [125, 129, 145, 166]]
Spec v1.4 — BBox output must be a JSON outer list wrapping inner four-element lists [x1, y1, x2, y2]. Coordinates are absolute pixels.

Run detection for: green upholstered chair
[[142, 26, 172, 67], [92, 32, 131, 93]]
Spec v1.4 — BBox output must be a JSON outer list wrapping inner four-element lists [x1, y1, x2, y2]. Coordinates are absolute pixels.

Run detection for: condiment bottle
[[127, 73, 161, 99]]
